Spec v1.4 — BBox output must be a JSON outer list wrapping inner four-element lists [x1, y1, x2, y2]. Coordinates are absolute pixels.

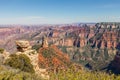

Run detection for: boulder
[[16, 40, 32, 52]]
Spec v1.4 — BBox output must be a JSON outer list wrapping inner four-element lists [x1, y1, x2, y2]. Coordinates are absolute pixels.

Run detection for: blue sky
[[0, 0, 120, 24]]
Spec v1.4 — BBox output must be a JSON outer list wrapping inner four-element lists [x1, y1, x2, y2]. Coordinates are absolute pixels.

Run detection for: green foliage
[[104, 48, 109, 60], [61, 45, 114, 71], [61, 46, 67, 53], [95, 33, 103, 40], [0, 48, 4, 54], [1, 64, 120, 80], [32, 44, 42, 51], [4, 54, 34, 73], [42, 48, 55, 58], [49, 68, 120, 80], [0, 66, 44, 80], [39, 47, 72, 69]]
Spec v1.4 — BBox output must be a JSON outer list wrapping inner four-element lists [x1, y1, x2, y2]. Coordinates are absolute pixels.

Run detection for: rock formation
[[88, 32, 94, 39], [42, 36, 48, 48], [64, 38, 73, 46], [15, 40, 49, 79], [100, 40, 106, 49], [55, 38, 73, 47], [16, 40, 32, 52], [52, 30, 60, 38], [80, 38, 86, 47], [101, 32, 118, 49]]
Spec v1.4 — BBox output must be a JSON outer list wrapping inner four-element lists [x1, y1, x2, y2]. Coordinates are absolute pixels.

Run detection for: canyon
[[0, 23, 120, 52], [0, 23, 120, 70]]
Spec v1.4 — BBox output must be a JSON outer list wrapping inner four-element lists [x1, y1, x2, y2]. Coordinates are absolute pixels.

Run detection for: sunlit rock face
[[15, 40, 49, 79], [64, 38, 74, 46], [102, 32, 117, 49], [16, 40, 32, 52], [41, 36, 48, 48], [100, 40, 106, 49], [51, 23, 120, 49], [88, 29, 95, 39]]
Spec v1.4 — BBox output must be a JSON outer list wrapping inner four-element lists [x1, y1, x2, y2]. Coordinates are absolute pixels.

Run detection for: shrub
[[0, 48, 4, 54], [32, 44, 42, 51], [0, 65, 44, 80], [49, 67, 120, 80], [4, 54, 34, 73]]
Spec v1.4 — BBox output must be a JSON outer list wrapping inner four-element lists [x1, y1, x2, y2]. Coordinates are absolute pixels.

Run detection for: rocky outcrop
[[15, 40, 49, 79], [42, 36, 48, 48], [16, 40, 32, 52]]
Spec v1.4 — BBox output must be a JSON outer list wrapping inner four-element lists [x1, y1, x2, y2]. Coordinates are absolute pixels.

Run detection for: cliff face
[[89, 23, 120, 50], [63, 38, 73, 46], [107, 50, 120, 74], [88, 29, 95, 39], [92, 31, 118, 49], [54, 24, 119, 51], [102, 32, 118, 49], [0, 23, 120, 53]]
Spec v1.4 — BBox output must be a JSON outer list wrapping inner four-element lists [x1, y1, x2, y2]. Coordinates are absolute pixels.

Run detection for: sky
[[0, 0, 120, 24]]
